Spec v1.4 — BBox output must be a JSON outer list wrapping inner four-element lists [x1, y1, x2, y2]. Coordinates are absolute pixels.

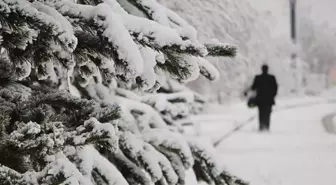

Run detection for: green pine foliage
[[0, 0, 247, 185]]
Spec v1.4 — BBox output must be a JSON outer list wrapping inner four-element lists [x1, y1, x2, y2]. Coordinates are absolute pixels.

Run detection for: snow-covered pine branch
[[205, 39, 238, 57], [189, 139, 249, 185], [0, 0, 247, 185]]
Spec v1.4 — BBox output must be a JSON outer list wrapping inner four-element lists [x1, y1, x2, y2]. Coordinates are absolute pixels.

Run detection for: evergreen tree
[[0, 0, 245, 185]]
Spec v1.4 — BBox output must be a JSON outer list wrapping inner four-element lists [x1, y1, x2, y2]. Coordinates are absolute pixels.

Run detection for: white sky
[[297, 0, 336, 28], [247, 0, 336, 35]]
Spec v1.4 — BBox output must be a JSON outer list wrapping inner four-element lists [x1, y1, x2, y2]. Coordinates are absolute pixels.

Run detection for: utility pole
[[290, 0, 301, 94], [290, 0, 297, 44]]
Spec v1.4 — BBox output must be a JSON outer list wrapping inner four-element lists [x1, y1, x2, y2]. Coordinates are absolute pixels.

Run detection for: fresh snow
[[197, 57, 220, 82], [128, 0, 198, 41], [77, 145, 129, 185], [143, 128, 194, 169], [189, 96, 336, 185], [32, 1, 77, 51], [139, 46, 158, 90]]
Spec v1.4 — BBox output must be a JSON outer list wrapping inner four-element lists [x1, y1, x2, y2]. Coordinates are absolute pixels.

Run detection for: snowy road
[[191, 98, 336, 185]]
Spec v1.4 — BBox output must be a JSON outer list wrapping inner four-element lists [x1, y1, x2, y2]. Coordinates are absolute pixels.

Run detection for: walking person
[[246, 64, 278, 131]]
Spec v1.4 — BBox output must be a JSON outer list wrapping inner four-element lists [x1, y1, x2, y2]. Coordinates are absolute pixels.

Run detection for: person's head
[[261, 64, 269, 74]]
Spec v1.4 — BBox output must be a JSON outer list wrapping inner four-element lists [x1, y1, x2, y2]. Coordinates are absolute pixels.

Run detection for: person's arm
[[244, 76, 257, 96]]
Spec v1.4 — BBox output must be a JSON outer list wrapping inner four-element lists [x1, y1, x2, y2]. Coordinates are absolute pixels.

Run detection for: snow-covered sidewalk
[[189, 96, 333, 142], [191, 97, 336, 185]]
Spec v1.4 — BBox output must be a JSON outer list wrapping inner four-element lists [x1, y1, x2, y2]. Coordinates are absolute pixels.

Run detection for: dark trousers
[[257, 105, 272, 131]]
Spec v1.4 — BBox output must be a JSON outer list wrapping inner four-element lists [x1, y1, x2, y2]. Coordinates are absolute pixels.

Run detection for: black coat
[[251, 73, 278, 106]]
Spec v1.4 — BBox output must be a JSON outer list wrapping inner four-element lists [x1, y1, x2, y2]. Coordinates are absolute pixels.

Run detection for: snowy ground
[[190, 95, 336, 185]]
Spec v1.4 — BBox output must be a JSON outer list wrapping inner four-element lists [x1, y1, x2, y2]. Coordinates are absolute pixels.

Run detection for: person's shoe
[[259, 127, 270, 132], [261, 129, 271, 133]]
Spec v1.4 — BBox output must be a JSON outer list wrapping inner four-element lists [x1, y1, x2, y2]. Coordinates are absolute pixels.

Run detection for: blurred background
[[158, 0, 336, 103]]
